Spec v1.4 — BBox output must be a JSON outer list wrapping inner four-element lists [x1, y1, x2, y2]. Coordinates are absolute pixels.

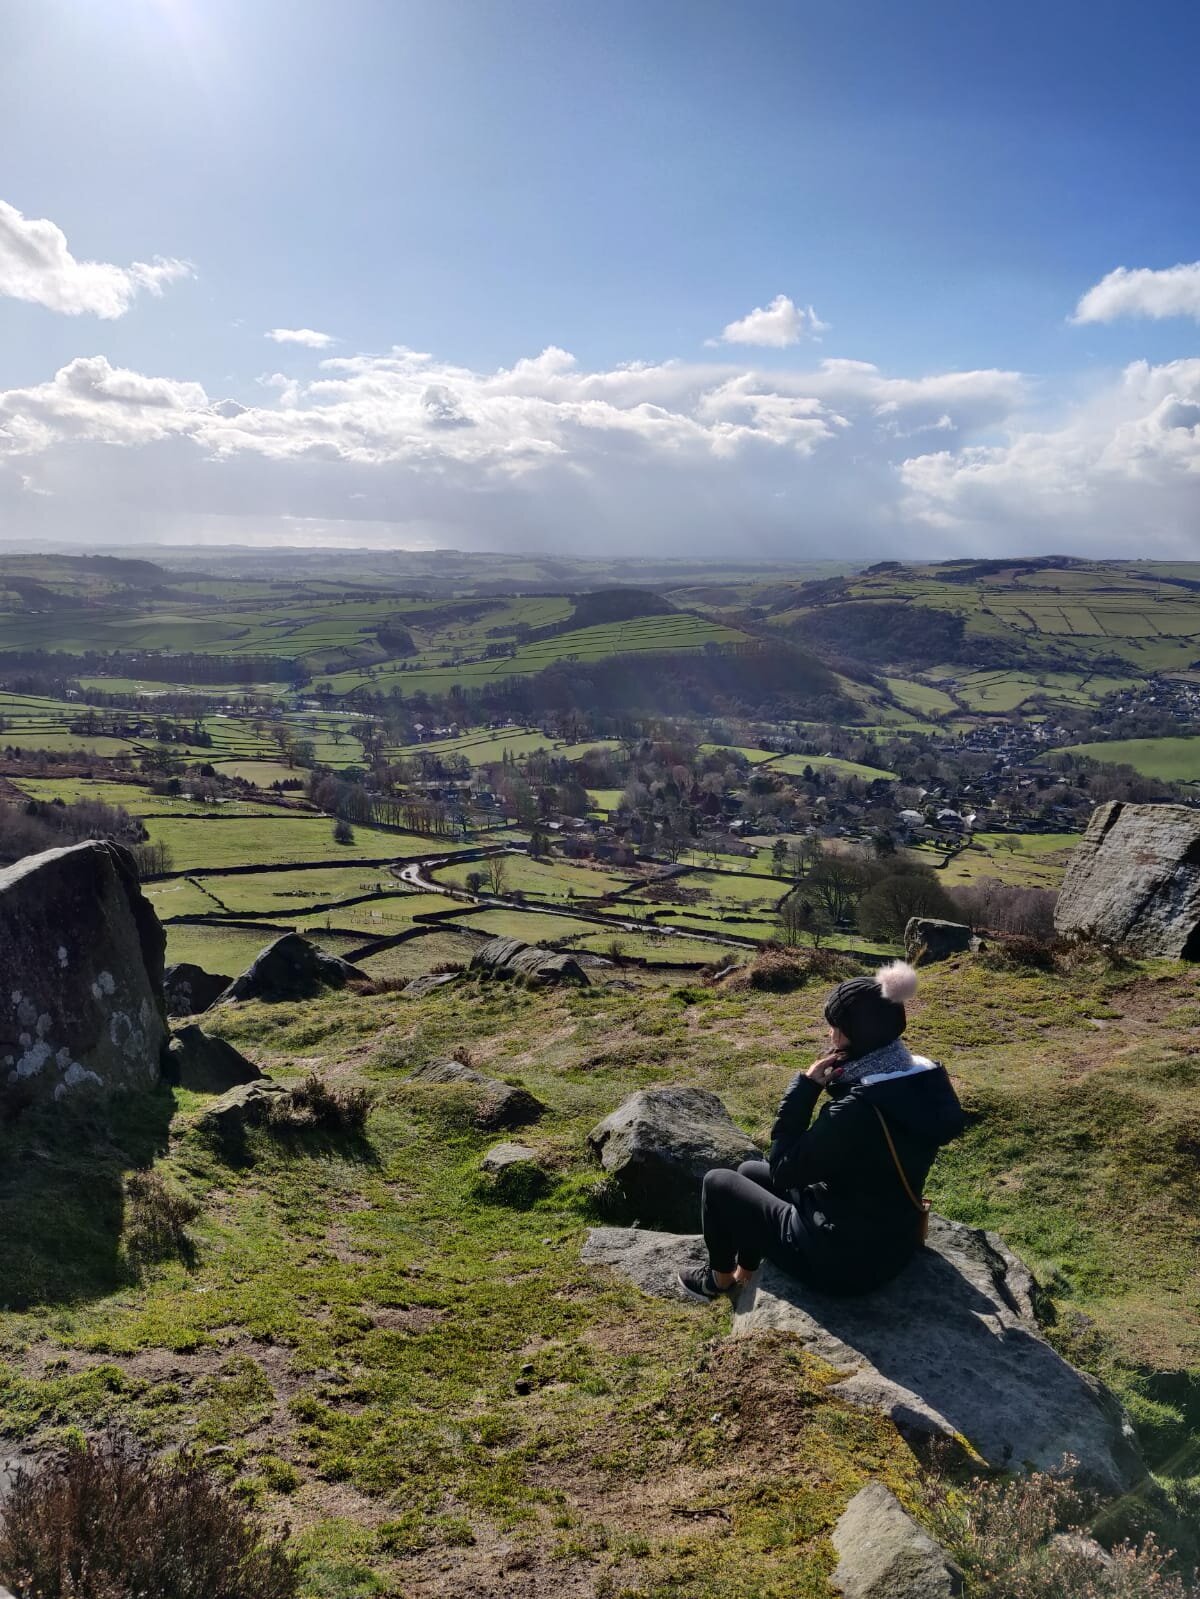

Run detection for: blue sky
[[2, 0, 1199, 556]]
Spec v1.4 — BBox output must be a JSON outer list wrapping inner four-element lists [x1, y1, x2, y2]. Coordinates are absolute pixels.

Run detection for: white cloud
[[265, 327, 336, 348], [0, 199, 191, 318], [713, 294, 828, 348], [900, 357, 1200, 551], [1072, 262, 1200, 325], [0, 341, 1037, 554]]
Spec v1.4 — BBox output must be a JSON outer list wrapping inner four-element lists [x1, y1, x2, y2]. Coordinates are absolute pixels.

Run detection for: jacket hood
[[836, 1055, 966, 1146]]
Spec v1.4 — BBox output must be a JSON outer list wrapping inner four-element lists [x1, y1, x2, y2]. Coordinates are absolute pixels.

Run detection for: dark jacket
[[767, 1055, 966, 1291]]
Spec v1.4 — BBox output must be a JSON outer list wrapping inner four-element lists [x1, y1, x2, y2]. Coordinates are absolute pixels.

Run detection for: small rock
[[401, 971, 461, 998], [481, 1141, 539, 1173], [831, 1482, 963, 1598], [167, 1025, 263, 1094], [581, 1226, 711, 1304], [408, 1058, 544, 1131], [587, 1086, 758, 1230], [197, 1078, 287, 1140], [1048, 1531, 1115, 1571], [514, 1378, 532, 1395]]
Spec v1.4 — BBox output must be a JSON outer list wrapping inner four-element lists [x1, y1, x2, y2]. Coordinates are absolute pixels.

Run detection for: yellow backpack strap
[[873, 1105, 932, 1240]]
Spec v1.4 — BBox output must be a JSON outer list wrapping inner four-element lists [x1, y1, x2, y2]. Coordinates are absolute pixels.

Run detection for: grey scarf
[[834, 1038, 935, 1087]]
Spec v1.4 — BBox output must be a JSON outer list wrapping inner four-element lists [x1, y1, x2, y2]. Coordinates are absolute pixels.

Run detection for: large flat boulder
[[587, 1086, 758, 1230], [408, 1058, 545, 1130], [214, 933, 366, 1005], [0, 841, 168, 1105], [583, 1216, 1144, 1494], [1055, 801, 1200, 957], [470, 936, 589, 985], [831, 1483, 963, 1598], [163, 961, 231, 1017]]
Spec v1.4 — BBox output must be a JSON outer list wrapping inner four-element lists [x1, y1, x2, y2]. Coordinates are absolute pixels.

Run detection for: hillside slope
[[2, 951, 1199, 1596]]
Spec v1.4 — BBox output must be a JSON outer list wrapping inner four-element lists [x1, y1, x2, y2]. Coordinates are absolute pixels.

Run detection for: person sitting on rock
[[678, 960, 965, 1301]]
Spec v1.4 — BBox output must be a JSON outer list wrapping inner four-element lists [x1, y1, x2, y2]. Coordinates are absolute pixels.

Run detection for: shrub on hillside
[[0, 1433, 299, 1599], [122, 1170, 199, 1267], [856, 863, 957, 941], [266, 1073, 371, 1134], [925, 1462, 1197, 1599], [719, 945, 860, 993], [981, 934, 1062, 973]]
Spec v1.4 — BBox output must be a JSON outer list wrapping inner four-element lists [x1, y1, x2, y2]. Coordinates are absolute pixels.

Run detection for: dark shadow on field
[[0, 1086, 176, 1312]]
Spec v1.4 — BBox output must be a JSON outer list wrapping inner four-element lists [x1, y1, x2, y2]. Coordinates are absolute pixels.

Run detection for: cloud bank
[[0, 200, 191, 318]]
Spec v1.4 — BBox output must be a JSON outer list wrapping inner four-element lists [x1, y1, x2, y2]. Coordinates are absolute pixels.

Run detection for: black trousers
[[701, 1159, 807, 1275]]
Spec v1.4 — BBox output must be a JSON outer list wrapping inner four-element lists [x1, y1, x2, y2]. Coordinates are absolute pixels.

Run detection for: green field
[[141, 815, 446, 873], [768, 752, 897, 781], [1049, 736, 1200, 784], [435, 854, 635, 901], [10, 777, 299, 817]]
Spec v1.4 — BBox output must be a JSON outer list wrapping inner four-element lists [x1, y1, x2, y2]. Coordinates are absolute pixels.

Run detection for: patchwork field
[[1049, 736, 1200, 784]]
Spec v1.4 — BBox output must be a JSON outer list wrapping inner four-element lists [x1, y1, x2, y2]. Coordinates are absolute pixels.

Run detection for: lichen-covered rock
[[163, 962, 231, 1017], [583, 1216, 1144, 1494], [831, 1483, 963, 1598], [587, 1087, 759, 1230], [0, 841, 168, 1105], [167, 1025, 263, 1093], [470, 936, 589, 985], [408, 1058, 545, 1130], [1055, 801, 1200, 957], [214, 933, 366, 1005], [904, 917, 979, 965]]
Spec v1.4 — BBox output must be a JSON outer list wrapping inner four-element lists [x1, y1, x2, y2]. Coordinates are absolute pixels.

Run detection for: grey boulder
[[408, 1058, 545, 1130], [1055, 800, 1200, 957], [587, 1086, 758, 1230], [470, 936, 589, 985], [582, 1226, 713, 1305], [401, 971, 461, 998], [0, 841, 168, 1106], [163, 961, 232, 1017], [167, 1025, 263, 1093], [831, 1483, 963, 1599], [198, 1079, 287, 1139], [214, 933, 366, 1004], [481, 1141, 539, 1173], [904, 917, 979, 965], [584, 1216, 1144, 1494]]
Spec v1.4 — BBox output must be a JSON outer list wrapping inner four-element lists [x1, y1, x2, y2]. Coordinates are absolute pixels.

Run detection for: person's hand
[[805, 1051, 844, 1086]]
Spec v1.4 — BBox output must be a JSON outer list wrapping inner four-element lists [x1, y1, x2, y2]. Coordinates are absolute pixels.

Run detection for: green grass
[[141, 817, 454, 873], [435, 854, 635, 901], [10, 777, 299, 817], [930, 831, 1081, 890], [768, 753, 897, 782], [883, 676, 959, 716], [1048, 736, 1200, 784], [161, 922, 363, 973]]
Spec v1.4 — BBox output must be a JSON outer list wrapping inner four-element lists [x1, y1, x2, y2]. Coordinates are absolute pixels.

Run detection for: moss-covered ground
[[1, 952, 1199, 1595]]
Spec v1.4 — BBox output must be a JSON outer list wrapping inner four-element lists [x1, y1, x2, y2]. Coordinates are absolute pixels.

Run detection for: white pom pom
[[877, 960, 918, 1004]]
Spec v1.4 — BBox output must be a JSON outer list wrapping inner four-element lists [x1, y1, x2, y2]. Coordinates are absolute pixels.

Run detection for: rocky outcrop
[[904, 917, 980, 965], [587, 1087, 759, 1230], [830, 1483, 963, 1598], [1055, 801, 1200, 957], [167, 1025, 263, 1093], [470, 936, 589, 985], [408, 1058, 545, 1130], [0, 841, 168, 1105], [214, 934, 366, 1005], [583, 1215, 1144, 1494], [163, 962, 231, 1017]]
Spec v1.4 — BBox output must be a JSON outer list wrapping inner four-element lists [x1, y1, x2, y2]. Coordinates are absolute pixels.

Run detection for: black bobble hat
[[824, 960, 918, 1054]]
